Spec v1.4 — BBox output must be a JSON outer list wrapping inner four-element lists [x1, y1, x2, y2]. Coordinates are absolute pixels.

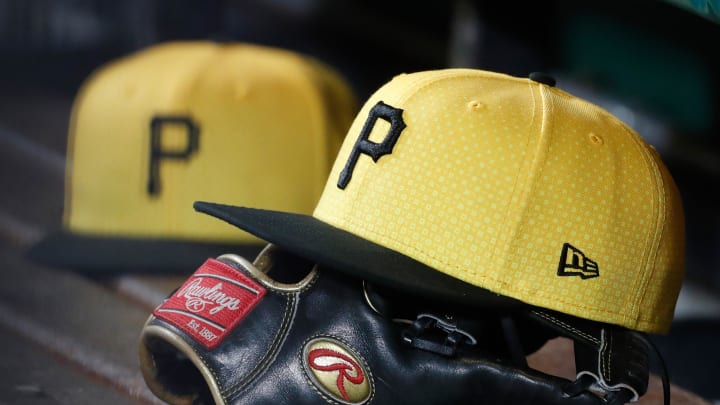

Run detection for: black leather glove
[[139, 245, 654, 405]]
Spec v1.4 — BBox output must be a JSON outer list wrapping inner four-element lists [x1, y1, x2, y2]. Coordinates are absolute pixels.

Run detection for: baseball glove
[[139, 245, 666, 405]]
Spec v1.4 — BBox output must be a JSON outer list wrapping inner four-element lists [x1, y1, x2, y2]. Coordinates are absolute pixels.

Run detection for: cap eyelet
[[467, 100, 485, 111], [588, 133, 604, 145]]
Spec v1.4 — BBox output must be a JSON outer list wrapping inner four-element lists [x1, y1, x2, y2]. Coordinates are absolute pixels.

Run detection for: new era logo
[[557, 243, 599, 279]]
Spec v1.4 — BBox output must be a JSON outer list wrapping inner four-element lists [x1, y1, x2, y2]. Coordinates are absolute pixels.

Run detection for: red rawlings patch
[[153, 258, 266, 349]]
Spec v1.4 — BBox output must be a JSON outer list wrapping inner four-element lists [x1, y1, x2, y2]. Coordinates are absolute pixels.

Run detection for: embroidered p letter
[[147, 115, 200, 196], [337, 101, 405, 189]]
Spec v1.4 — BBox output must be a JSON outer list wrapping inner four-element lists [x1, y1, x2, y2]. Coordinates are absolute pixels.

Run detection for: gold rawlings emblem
[[303, 337, 372, 404]]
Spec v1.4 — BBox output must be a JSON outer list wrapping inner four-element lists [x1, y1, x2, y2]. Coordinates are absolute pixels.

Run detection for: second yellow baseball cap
[[28, 41, 357, 274]]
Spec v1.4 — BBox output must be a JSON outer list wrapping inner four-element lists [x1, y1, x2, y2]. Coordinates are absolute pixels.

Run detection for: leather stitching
[[530, 310, 600, 346], [225, 291, 298, 398]]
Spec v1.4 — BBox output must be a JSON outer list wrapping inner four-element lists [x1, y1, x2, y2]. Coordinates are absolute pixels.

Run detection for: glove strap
[[528, 309, 653, 403]]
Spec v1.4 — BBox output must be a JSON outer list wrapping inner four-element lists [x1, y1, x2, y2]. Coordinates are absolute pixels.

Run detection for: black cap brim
[[194, 201, 524, 309], [27, 230, 263, 276]]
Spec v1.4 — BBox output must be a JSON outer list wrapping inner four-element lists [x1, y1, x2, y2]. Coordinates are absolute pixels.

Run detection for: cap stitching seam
[[486, 81, 540, 285], [626, 130, 666, 326]]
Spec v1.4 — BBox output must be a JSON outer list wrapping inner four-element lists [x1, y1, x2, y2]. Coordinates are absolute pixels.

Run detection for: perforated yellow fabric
[[314, 69, 684, 332]]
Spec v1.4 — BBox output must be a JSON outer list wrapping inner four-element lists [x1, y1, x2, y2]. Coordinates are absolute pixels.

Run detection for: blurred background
[[1, 0, 719, 403]]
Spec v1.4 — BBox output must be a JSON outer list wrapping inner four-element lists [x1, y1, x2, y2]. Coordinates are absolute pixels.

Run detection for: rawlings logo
[[152, 258, 266, 349], [308, 348, 365, 401], [303, 337, 372, 404], [177, 278, 242, 314]]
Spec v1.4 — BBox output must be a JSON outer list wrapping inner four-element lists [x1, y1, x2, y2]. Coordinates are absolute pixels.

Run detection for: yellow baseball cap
[[28, 41, 357, 274], [195, 69, 685, 333]]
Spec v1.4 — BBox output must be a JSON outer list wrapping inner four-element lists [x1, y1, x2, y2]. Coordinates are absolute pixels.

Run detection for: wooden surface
[[0, 84, 714, 405]]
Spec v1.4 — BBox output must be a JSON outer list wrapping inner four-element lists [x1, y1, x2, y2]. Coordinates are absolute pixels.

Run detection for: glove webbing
[[363, 281, 556, 360], [528, 309, 669, 405], [364, 282, 665, 405]]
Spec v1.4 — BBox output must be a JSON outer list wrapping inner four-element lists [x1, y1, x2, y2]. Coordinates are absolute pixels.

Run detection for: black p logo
[[147, 115, 200, 196], [337, 101, 406, 189]]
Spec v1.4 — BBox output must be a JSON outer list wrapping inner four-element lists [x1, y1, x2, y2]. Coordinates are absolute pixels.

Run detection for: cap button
[[529, 72, 556, 87]]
